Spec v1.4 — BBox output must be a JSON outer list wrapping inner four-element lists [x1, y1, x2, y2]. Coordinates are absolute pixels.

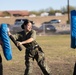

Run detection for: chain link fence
[[37, 24, 70, 35]]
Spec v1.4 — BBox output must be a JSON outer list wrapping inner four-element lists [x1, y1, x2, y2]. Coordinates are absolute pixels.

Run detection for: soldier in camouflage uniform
[[8, 19, 51, 75]]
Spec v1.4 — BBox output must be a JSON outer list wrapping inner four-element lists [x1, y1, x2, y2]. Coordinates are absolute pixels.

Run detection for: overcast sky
[[0, 0, 76, 11]]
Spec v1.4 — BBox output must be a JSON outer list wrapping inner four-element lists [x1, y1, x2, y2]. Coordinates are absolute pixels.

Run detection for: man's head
[[21, 19, 34, 31]]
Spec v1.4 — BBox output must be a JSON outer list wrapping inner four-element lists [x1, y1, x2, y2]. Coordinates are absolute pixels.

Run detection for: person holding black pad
[[8, 19, 51, 75]]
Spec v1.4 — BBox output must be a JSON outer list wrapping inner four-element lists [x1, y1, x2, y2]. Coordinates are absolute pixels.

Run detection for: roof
[[8, 10, 29, 16], [0, 10, 29, 16]]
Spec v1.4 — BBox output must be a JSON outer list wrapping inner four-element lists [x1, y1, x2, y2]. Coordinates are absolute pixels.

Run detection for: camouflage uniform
[[14, 30, 51, 75]]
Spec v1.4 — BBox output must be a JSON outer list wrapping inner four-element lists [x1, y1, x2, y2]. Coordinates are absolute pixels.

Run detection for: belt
[[26, 45, 39, 50], [33, 45, 39, 49]]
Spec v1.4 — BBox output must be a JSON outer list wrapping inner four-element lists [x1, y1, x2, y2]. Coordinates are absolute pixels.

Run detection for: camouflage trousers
[[0, 55, 3, 75], [24, 46, 51, 75]]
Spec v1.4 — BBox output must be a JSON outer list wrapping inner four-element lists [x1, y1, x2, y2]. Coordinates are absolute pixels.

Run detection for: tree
[[48, 9, 55, 15], [2, 11, 11, 17], [29, 9, 46, 16], [61, 7, 67, 14], [55, 10, 62, 13], [61, 6, 76, 14]]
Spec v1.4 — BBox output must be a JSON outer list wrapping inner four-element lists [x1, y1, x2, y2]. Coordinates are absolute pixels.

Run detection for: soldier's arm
[[18, 30, 36, 45], [21, 38, 34, 45]]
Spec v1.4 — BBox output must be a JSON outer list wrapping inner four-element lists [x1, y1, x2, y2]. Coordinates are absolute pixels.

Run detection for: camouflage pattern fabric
[[24, 46, 51, 75]]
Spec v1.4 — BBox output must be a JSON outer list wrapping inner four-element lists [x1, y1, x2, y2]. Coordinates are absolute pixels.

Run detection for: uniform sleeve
[[31, 30, 36, 40], [12, 33, 21, 41]]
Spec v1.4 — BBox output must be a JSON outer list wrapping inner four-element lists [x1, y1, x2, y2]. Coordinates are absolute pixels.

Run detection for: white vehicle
[[42, 19, 61, 24], [50, 19, 61, 24]]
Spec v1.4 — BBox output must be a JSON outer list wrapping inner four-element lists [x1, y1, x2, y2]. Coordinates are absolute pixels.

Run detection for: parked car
[[38, 24, 56, 33], [42, 19, 61, 24], [14, 19, 26, 26], [11, 19, 39, 34], [49, 19, 61, 24]]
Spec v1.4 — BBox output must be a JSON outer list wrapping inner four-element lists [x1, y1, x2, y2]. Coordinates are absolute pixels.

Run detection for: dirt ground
[[3, 60, 75, 75], [0, 15, 75, 75], [0, 14, 68, 27], [0, 35, 76, 75]]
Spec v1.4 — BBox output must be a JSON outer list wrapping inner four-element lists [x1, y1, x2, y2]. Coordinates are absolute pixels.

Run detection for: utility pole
[[67, 0, 70, 23]]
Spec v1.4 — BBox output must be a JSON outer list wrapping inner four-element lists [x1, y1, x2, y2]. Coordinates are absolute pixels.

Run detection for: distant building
[[29, 14, 36, 17], [55, 12, 63, 16], [40, 12, 49, 17], [8, 10, 29, 17], [0, 11, 3, 17], [0, 10, 29, 17]]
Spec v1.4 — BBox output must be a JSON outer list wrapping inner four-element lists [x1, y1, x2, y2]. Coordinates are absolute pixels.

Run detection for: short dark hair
[[21, 19, 34, 29]]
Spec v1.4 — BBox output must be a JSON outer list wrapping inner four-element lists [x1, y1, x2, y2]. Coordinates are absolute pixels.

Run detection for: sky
[[0, 0, 76, 11]]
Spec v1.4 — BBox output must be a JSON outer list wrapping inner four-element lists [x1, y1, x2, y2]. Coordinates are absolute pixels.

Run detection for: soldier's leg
[[0, 55, 3, 75], [35, 48, 51, 75], [24, 51, 34, 75]]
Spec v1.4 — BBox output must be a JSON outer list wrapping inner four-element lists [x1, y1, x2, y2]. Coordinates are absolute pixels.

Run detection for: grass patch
[[0, 34, 76, 75]]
